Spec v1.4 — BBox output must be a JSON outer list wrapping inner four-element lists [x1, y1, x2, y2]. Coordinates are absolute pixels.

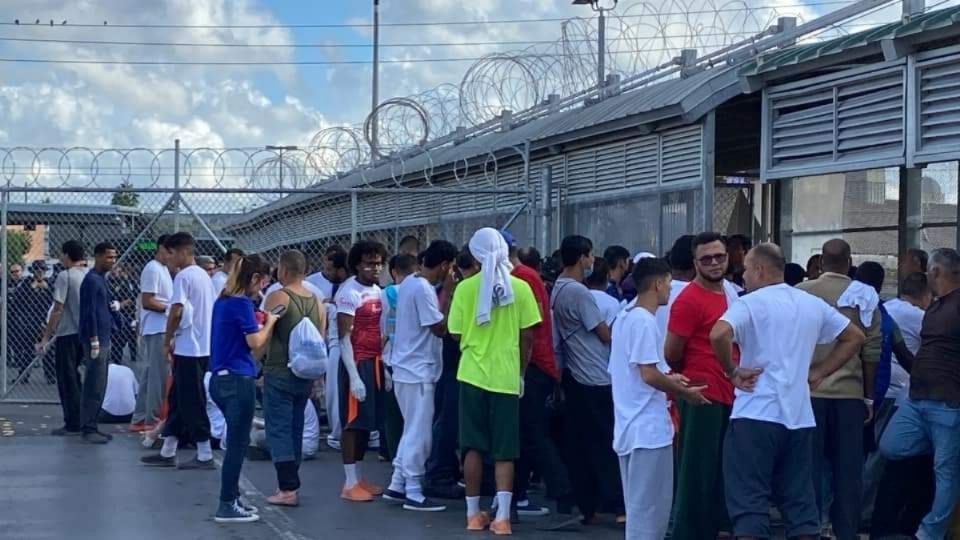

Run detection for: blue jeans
[[263, 373, 312, 491], [209, 373, 256, 503], [880, 398, 960, 540]]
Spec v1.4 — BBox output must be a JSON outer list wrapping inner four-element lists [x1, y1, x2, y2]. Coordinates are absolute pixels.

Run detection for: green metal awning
[[740, 5, 960, 77]]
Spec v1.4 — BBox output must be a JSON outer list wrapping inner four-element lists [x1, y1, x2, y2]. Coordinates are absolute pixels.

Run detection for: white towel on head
[[468, 228, 514, 326], [632, 251, 658, 264], [837, 279, 879, 327]]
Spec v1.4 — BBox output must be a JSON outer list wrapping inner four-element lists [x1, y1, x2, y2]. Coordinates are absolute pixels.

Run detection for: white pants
[[619, 445, 673, 540], [391, 382, 436, 495], [325, 346, 341, 442]]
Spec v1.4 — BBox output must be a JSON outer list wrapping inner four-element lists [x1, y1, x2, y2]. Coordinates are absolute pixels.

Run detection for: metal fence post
[[350, 191, 359, 244], [173, 138, 181, 233], [1, 181, 7, 397]]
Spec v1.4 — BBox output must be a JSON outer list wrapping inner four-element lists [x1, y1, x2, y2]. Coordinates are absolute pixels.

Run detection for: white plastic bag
[[288, 316, 328, 379]]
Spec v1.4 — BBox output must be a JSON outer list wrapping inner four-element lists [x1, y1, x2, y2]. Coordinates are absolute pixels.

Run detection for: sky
[[0, 0, 947, 191]]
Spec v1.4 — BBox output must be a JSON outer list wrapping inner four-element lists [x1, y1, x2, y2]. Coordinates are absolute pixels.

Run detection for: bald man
[[797, 239, 881, 540]]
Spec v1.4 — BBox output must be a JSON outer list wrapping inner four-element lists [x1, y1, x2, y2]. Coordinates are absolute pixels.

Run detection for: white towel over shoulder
[[837, 280, 879, 327]]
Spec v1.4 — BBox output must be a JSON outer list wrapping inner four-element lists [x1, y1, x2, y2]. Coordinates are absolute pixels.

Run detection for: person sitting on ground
[[99, 362, 139, 424]]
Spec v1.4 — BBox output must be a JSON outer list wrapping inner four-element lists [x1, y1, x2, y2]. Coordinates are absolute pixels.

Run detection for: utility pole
[[371, 0, 381, 160], [572, 0, 618, 89]]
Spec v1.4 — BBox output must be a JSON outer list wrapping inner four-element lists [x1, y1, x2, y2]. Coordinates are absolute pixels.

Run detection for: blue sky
[[0, 0, 926, 160]]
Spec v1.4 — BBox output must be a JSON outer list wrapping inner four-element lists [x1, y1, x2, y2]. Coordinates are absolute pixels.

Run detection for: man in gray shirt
[[38, 240, 89, 436], [550, 235, 623, 523]]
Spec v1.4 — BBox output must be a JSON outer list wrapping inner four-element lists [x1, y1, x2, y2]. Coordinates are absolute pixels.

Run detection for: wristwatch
[[725, 366, 740, 380], [863, 398, 874, 407]]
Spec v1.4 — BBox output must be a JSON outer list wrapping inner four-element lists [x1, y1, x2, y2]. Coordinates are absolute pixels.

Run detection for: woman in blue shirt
[[209, 254, 281, 523]]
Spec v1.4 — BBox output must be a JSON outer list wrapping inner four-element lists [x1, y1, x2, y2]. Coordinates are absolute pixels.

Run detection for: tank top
[[264, 287, 323, 377]]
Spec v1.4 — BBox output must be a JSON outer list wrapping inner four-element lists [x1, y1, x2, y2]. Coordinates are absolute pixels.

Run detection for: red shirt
[[512, 264, 559, 380], [667, 281, 738, 406]]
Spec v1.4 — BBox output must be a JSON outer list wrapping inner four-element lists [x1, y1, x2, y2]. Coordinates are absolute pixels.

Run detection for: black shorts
[[339, 358, 384, 432], [459, 382, 520, 461]]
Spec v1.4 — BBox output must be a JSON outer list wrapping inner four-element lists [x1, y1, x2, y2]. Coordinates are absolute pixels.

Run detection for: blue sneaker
[[382, 489, 406, 502], [215, 501, 259, 523]]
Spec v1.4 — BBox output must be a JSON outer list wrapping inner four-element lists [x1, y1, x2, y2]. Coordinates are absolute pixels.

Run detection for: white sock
[[197, 440, 213, 461], [160, 436, 178, 458], [496, 492, 513, 522], [344, 464, 359, 488], [466, 496, 481, 518]]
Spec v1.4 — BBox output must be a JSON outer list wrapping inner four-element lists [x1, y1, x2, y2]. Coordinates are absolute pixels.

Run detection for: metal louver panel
[[914, 49, 960, 165], [661, 125, 703, 183], [565, 149, 596, 197], [624, 135, 659, 186], [763, 63, 906, 180]]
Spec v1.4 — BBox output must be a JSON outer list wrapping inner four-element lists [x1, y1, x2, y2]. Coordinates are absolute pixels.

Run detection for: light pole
[[572, 0, 618, 89], [265, 145, 298, 190], [371, 0, 381, 161]]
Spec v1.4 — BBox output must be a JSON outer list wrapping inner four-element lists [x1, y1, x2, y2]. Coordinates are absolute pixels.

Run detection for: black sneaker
[[403, 497, 447, 512], [535, 510, 583, 531], [51, 427, 81, 436], [178, 457, 216, 470], [517, 499, 550, 517], [214, 500, 259, 524], [82, 431, 111, 444], [141, 454, 176, 467], [382, 489, 406, 502]]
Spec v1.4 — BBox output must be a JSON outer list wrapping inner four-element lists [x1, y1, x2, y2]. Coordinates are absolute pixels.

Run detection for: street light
[[265, 145, 299, 191], [572, 0, 618, 89]]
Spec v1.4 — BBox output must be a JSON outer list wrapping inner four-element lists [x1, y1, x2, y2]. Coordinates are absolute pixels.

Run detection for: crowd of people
[[9, 225, 960, 539]]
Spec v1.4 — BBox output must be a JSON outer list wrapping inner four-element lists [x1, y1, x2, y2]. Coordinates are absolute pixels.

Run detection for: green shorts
[[458, 382, 520, 461]]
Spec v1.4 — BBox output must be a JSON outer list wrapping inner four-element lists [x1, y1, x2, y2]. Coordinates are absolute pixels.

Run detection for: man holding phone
[[664, 232, 742, 539]]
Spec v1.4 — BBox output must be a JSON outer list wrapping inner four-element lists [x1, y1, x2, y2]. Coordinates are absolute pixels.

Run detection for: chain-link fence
[[1, 145, 531, 403]]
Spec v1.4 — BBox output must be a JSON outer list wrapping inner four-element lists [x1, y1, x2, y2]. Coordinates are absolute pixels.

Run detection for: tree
[[5, 230, 31, 268], [111, 181, 140, 207]]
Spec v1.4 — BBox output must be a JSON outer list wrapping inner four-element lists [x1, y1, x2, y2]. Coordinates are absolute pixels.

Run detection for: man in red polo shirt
[[665, 231, 741, 540], [504, 231, 581, 530]]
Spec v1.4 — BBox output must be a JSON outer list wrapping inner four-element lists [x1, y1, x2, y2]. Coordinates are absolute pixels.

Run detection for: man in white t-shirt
[[305, 245, 349, 448], [142, 232, 218, 470], [130, 236, 174, 431], [709, 243, 864, 539], [211, 248, 244, 293], [585, 259, 621, 327], [884, 272, 931, 403], [610, 257, 709, 540], [384, 240, 458, 513], [100, 363, 139, 424]]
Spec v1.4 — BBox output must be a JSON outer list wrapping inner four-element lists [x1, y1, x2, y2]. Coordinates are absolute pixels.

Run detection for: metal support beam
[[898, 166, 923, 256], [539, 166, 554, 256], [115, 194, 178, 267], [701, 113, 716, 232], [178, 197, 228, 254], [778, 178, 795, 263], [350, 191, 359, 244]]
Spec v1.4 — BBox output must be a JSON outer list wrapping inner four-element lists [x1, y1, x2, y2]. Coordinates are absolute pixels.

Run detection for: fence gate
[[0, 145, 531, 403]]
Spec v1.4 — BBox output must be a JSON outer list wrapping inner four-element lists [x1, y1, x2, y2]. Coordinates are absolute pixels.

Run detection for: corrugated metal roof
[[230, 64, 742, 226], [741, 5, 960, 76]]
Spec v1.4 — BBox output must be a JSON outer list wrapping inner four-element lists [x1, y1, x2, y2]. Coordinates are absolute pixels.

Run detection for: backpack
[[286, 291, 328, 380]]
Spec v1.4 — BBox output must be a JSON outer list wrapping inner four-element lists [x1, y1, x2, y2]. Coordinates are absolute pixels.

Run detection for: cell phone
[[270, 304, 287, 317]]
